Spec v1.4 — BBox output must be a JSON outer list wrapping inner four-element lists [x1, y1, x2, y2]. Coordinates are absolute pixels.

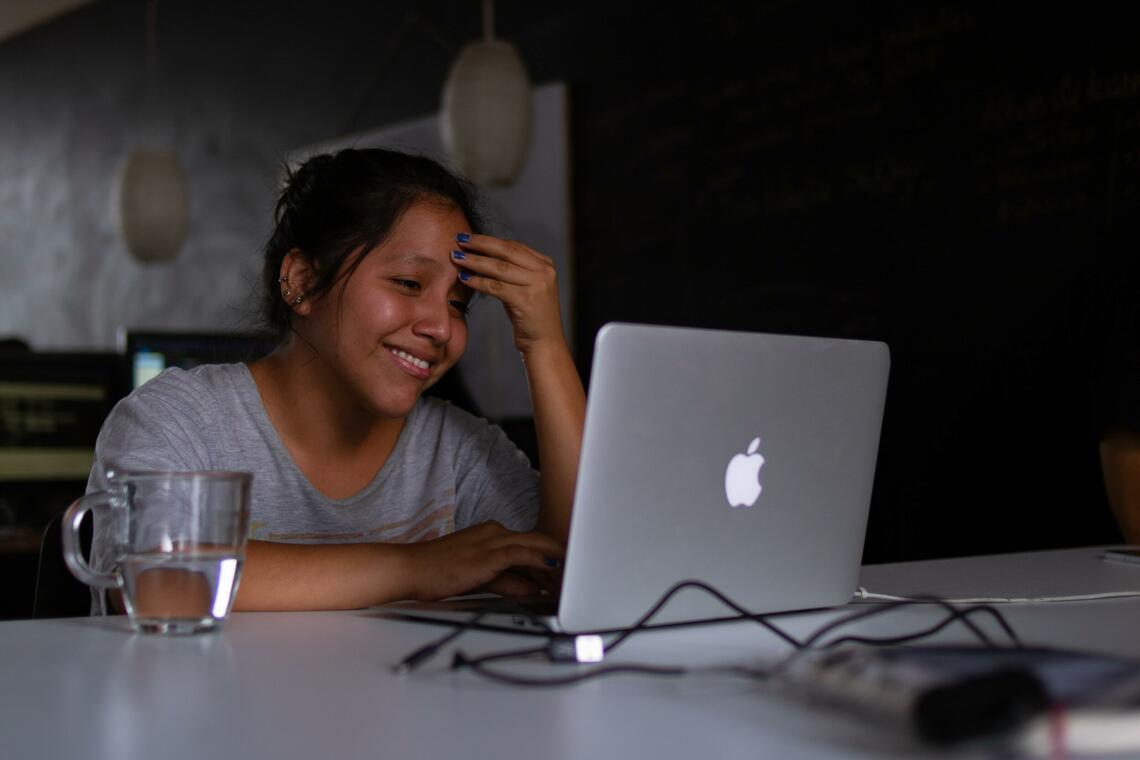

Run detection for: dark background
[[4, 2, 1140, 617], [528, 2, 1138, 563]]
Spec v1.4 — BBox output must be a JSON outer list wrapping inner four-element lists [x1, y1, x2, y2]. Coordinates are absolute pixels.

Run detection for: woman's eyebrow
[[392, 252, 443, 270]]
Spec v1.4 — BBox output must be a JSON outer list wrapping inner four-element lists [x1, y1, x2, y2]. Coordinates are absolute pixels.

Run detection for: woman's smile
[[385, 344, 435, 380]]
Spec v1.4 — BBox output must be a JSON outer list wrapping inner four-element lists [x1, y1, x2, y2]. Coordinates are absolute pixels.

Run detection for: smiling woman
[[270, 201, 476, 425], [86, 148, 586, 613]]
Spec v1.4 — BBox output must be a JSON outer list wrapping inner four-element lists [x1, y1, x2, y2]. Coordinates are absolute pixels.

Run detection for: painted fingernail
[[545, 557, 562, 569], [451, 249, 466, 260], [458, 271, 471, 282], [456, 233, 470, 243]]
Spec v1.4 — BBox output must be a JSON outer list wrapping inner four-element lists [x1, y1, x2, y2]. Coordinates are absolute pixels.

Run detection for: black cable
[[601, 579, 803, 654], [449, 605, 1025, 688], [394, 580, 802, 674], [799, 597, 1021, 651], [396, 580, 1026, 688], [765, 602, 1023, 681], [451, 651, 770, 688], [821, 607, 1015, 650], [451, 603, 1021, 686], [392, 598, 552, 675], [455, 644, 549, 666], [454, 652, 686, 686], [444, 580, 804, 676]]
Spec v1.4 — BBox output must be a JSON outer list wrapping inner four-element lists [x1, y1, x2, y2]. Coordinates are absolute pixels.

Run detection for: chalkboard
[[560, 2, 1139, 561]]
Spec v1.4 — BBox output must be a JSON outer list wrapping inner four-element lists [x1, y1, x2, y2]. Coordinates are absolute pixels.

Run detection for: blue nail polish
[[458, 271, 471, 282], [451, 249, 466, 260], [456, 232, 470, 243]]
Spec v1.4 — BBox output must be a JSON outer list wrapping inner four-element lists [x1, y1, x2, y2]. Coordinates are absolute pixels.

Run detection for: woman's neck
[[248, 338, 405, 480]]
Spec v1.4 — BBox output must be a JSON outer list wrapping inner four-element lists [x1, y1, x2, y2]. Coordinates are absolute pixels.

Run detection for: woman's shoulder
[[116, 363, 252, 419], [410, 396, 523, 455], [410, 396, 533, 469], [94, 364, 253, 472]]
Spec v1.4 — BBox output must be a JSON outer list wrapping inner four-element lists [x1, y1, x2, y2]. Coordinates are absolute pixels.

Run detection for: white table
[[3, 547, 1140, 760]]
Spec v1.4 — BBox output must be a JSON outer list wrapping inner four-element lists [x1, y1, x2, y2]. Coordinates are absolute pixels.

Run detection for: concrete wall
[[0, 0, 502, 349]]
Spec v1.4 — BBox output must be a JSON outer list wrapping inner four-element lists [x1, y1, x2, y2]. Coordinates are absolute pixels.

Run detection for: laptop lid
[[557, 322, 890, 632]]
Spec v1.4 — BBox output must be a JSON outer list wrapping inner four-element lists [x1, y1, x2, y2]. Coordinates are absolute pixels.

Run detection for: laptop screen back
[[558, 323, 890, 632]]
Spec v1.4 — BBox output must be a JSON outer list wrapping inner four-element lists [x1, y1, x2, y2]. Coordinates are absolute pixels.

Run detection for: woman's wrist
[[519, 335, 574, 370]]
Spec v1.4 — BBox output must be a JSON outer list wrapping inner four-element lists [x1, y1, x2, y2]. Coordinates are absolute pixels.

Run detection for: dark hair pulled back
[[261, 148, 483, 337]]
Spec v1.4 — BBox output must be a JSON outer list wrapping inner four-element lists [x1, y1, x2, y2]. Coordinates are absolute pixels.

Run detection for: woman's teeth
[[391, 349, 430, 370]]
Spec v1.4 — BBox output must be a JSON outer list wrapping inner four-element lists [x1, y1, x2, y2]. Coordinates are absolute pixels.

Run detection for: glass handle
[[61, 492, 118, 589]]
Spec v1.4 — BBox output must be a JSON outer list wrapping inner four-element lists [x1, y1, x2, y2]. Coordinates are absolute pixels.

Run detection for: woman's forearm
[[522, 340, 587, 545], [234, 540, 413, 611]]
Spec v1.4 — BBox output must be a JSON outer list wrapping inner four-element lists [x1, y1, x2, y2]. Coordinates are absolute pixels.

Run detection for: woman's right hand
[[401, 521, 565, 601]]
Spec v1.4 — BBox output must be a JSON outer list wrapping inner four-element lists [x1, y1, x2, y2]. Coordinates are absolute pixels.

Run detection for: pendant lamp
[[440, 0, 533, 186], [118, 0, 189, 263], [119, 148, 189, 263]]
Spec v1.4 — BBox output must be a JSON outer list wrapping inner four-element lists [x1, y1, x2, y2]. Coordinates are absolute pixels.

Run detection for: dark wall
[[8, 0, 1137, 564], [524, 2, 1137, 561]]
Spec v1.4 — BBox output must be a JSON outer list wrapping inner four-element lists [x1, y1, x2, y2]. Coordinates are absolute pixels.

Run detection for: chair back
[[33, 510, 93, 618]]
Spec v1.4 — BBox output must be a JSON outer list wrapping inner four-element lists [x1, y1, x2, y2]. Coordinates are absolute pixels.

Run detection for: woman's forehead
[[377, 204, 468, 254], [396, 199, 469, 232]]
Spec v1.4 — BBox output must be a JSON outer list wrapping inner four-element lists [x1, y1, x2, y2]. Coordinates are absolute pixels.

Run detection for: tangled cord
[[393, 581, 1023, 688]]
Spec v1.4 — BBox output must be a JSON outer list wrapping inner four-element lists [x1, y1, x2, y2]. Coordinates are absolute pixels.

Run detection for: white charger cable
[[854, 587, 1140, 604]]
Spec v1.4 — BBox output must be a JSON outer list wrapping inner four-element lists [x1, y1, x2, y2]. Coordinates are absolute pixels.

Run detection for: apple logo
[[725, 437, 765, 508]]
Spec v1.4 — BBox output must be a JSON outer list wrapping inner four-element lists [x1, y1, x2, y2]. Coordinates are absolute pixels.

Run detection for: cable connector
[[392, 642, 442, 675], [546, 635, 606, 664]]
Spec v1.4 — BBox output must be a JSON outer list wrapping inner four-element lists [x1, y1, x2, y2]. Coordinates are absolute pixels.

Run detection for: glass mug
[[63, 470, 252, 634]]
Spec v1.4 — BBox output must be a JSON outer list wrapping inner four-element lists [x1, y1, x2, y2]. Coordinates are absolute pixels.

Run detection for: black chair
[[32, 510, 93, 618]]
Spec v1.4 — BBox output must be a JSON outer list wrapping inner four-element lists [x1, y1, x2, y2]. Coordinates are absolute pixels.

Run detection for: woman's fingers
[[452, 249, 538, 287], [512, 565, 562, 595], [456, 233, 552, 271], [455, 264, 525, 294], [452, 233, 556, 288], [495, 544, 556, 573], [461, 523, 565, 573], [486, 528, 565, 560], [450, 232, 565, 353], [406, 522, 566, 601], [483, 571, 542, 598]]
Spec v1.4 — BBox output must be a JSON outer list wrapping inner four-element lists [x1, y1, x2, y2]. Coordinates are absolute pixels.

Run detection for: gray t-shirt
[[87, 363, 540, 614]]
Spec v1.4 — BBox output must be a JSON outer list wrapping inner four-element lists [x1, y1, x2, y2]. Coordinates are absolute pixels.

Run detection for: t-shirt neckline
[[237, 362, 417, 507]]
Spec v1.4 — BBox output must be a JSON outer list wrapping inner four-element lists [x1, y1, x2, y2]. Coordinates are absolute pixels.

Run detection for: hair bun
[[275, 153, 335, 224]]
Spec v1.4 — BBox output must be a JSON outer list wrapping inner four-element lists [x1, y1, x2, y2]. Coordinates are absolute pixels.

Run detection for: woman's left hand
[[452, 233, 565, 355]]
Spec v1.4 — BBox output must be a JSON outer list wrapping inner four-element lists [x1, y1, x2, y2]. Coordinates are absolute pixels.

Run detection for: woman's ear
[[278, 248, 316, 317]]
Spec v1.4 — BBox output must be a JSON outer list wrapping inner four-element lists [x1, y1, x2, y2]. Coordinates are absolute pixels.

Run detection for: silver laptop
[[383, 322, 890, 634]]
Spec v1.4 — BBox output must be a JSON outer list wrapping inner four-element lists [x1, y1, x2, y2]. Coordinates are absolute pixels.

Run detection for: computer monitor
[[118, 329, 277, 392]]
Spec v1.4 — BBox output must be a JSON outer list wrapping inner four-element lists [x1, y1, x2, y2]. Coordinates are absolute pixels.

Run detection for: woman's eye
[[449, 300, 471, 317], [394, 279, 421, 292]]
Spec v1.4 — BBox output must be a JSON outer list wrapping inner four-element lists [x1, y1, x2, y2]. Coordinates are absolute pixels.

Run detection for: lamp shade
[[441, 39, 533, 187], [119, 148, 189, 263]]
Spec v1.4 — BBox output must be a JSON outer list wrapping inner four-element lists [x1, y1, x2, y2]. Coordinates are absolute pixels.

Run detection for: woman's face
[[301, 199, 473, 418]]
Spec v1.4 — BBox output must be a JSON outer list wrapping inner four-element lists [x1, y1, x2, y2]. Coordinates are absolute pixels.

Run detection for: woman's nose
[[413, 298, 452, 345]]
